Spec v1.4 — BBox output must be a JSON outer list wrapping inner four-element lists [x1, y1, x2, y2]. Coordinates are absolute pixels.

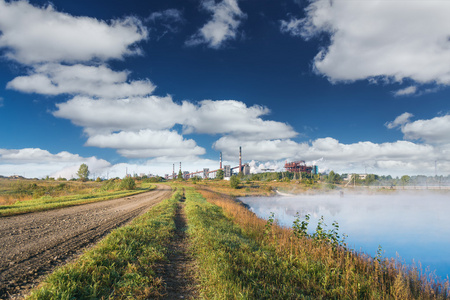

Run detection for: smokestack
[[239, 146, 242, 173], [220, 152, 222, 169], [173, 164, 175, 179]]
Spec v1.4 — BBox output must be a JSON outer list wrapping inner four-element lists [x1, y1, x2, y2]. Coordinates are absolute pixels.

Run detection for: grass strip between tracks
[[185, 187, 312, 299], [27, 190, 180, 300], [0, 186, 155, 217]]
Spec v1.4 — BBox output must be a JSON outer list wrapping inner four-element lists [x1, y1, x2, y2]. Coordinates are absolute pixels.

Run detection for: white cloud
[[393, 86, 417, 97], [147, 9, 183, 25], [0, 0, 147, 64], [186, 0, 246, 48], [105, 158, 221, 179], [53, 95, 191, 134], [280, 17, 303, 37], [146, 9, 184, 39], [85, 130, 205, 159], [0, 146, 221, 178], [289, 0, 450, 86], [0, 148, 111, 178], [7, 64, 155, 98], [214, 136, 306, 161], [402, 115, 450, 145], [53, 96, 297, 159], [386, 113, 450, 145], [385, 112, 414, 129], [213, 134, 449, 176], [0, 97, 3, 107], [183, 100, 297, 140]]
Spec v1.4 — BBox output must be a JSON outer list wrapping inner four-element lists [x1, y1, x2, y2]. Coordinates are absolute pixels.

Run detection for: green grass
[[0, 186, 155, 217], [27, 190, 180, 300], [185, 188, 324, 299]]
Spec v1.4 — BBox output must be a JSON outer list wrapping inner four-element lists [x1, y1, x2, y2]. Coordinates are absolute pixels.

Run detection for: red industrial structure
[[284, 161, 315, 174]]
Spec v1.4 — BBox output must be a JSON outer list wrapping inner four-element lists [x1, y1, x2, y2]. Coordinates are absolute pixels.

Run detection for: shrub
[[119, 177, 136, 190], [230, 175, 240, 189]]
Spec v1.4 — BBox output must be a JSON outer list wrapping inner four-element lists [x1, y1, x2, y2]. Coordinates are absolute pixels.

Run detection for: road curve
[[0, 185, 172, 299]]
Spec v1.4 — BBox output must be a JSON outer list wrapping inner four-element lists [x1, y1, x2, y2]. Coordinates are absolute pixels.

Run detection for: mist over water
[[240, 191, 450, 280]]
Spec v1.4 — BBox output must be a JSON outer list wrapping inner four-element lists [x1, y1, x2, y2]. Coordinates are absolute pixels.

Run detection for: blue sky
[[0, 0, 449, 178]]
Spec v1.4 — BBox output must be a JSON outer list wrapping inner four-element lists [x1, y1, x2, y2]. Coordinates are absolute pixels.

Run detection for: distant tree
[[77, 164, 90, 182], [401, 175, 410, 187], [178, 169, 184, 181], [327, 171, 337, 183], [216, 169, 224, 180], [230, 175, 240, 189], [365, 174, 378, 186]]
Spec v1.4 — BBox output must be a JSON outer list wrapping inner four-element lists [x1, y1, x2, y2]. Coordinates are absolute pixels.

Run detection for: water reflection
[[240, 191, 450, 280]]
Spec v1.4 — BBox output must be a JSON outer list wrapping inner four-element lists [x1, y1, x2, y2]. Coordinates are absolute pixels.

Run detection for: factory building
[[224, 165, 231, 178], [284, 161, 318, 174]]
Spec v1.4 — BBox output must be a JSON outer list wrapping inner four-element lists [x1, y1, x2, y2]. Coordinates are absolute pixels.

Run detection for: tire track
[[0, 185, 171, 299]]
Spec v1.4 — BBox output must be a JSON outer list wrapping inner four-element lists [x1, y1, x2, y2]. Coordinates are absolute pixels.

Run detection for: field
[[1, 179, 449, 299], [0, 178, 154, 216]]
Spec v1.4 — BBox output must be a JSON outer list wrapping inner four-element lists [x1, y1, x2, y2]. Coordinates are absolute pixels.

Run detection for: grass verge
[[0, 186, 155, 217], [26, 190, 180, 299]]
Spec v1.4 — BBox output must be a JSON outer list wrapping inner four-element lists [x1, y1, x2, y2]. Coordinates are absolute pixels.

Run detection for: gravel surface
[[0, 185, 172, 299]]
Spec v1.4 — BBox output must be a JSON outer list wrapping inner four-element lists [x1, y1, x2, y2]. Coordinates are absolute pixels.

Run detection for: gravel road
[[0, 185, 172, 299]]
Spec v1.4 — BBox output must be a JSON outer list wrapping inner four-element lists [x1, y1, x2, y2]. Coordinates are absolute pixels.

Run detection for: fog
[[240, 190, 450, 280]]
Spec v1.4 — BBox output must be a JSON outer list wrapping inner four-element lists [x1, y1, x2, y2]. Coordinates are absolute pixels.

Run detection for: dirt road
[[0, 185, 172, 299]]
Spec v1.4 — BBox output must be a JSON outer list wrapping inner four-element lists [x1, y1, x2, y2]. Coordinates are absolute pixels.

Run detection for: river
[[240, 190, 450, 280]]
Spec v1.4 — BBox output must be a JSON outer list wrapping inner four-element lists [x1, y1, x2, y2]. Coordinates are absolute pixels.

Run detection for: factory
[[284, 161, 319, 175], [167, 147, 316, 180]]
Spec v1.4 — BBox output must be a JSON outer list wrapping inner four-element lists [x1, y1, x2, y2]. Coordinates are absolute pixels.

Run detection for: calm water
[[240, 191, 450, 280]]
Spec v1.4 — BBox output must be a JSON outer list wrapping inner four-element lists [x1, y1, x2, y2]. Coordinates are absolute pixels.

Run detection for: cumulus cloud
[[53, 95, 192, 134], [85, 130, 206, 158], [53, 96, 296, 159], [0, 0, 154, 102], [386, 113, 450, 145], [0, 0, 147, 64], [385, 112, 414, 129], [285, 0, 450, 87], [182, 100, 297, 139], [214, 136, 306, 161], [402, 115, 450, 145], [7, 64, 155, 98], [0, 97, 3, 107], [0, 148, 111, 178], [186, 0, 246, 48], [215, 135, 449, 176]]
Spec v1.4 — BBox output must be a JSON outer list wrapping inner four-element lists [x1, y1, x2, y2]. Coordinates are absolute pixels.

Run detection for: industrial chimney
[[220, 152, 223, 169], [239, 146, 242, 174]]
